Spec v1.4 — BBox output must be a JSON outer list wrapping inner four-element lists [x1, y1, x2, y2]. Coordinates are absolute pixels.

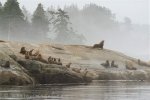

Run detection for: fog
[[1, 0, 149, 25], [0, 0, 149, 61]]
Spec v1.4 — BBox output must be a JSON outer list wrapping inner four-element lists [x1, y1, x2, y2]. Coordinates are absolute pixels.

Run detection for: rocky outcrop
[[17, 59, 92, 84], [0, 42, 92, 85], [0, 70, 33, 85], [0, 50, 34, 85], [0, 41, 150, 85], [0, 48, 92, 85]]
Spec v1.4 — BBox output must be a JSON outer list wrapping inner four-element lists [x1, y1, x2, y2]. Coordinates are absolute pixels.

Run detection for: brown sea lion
[[1, 61, 10, 68], [101, 60, 110, 68], [20, 47, 26, 55], [57, 58, 62, 65], [111, 60, 118, 68], [93, 40, 104, 49]]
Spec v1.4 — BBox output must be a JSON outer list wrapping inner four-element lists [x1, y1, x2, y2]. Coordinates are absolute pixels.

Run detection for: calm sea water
[[0, 81, 150, 100]]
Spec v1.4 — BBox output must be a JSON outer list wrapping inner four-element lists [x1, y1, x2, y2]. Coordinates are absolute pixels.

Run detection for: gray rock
[[17, 59, 92, 84], [0, 51, 34, 85]]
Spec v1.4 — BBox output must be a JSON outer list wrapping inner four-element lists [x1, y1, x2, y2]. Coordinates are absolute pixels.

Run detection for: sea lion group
[[101, 60, 138, 70], [20, 47, 62, 65], [101, 60, 118, 68], [20, 47, 88, 74], [48, 56, 62, 65], [65, 63, 88, 76]]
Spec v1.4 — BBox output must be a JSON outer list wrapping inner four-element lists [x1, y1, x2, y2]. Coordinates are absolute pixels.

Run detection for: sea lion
[[111, 60, 118, 68], [66, 63, 72, 68], [93, 40, 104, 49], [1, 61, 10, 68], [20, 47, 26, 55], [57, 58, 62, 65], [101, 60, 110, 68]]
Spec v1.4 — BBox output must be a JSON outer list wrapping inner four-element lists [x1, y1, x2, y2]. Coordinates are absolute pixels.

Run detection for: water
[[0, 81, 150, 100]]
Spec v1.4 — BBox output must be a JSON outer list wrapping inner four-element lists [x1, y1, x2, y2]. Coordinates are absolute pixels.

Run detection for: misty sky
[[0, 0, 150, 61], [0, 0, 149, 25]]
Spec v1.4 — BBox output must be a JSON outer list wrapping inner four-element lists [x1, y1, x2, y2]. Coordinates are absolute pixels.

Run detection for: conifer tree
[[0, 2, 2, 8], [32, 3, 49, 40], [53, 9, 70, 43], [2, 0, 25, 39], [52, 9, 85, 44], [0, 2, 3, 34]]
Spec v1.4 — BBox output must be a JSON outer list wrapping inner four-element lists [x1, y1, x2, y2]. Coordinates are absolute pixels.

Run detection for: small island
[[0, 41, 150, 85]]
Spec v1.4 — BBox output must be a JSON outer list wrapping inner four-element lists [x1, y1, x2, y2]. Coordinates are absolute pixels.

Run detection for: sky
[[0, 0, 150, 61], [0, 0, 149, 25]]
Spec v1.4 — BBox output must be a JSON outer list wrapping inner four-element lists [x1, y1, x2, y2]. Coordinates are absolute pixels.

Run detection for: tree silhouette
[[2, 0, 25, 40], [0, 2, 2, 8], [52, 9, 70, 43], [123, 17, 132, 31], [48, 8, 85, 44], [65, 4, 118, 34], [124, 17, 132, 25], [0, 2, 3, 35], [32, 3, 49, 41]]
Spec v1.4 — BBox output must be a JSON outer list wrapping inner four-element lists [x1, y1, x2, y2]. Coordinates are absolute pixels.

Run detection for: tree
[[21, 6, 32, 40], [0, 2, 3, 20], [2, 0, 25, 40], [124, 17, 132, 25], [124, 17, 132, 31], [0, 2, 3, 34], [52, 9, 70, 43], [51, 9, 85, 44], [32, 3, 49, 41], [64, 4, 119, 35], [0, 2, 2, 8], [67, 28, 86, 44], [3, 0, 24, 17]]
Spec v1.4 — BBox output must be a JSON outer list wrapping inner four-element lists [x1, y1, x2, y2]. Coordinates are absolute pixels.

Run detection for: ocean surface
[[0, 80, 150, 100]]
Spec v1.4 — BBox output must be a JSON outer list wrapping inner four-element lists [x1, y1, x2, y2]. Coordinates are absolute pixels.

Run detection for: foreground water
[[0, 81, 150, 100]]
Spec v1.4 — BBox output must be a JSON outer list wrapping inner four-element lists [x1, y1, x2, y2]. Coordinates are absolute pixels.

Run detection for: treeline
[[0, 0, 32, 41], [0, 0, 139, 45], [0, 0, 85, 44], [64, 4, 134, 35], [64, 4, 119, 33]]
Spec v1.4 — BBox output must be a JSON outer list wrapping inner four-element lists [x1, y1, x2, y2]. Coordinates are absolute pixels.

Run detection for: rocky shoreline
[[0, 41, 150, 85], [0, 44, 93, 85], [0, 54, 92, 85]]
